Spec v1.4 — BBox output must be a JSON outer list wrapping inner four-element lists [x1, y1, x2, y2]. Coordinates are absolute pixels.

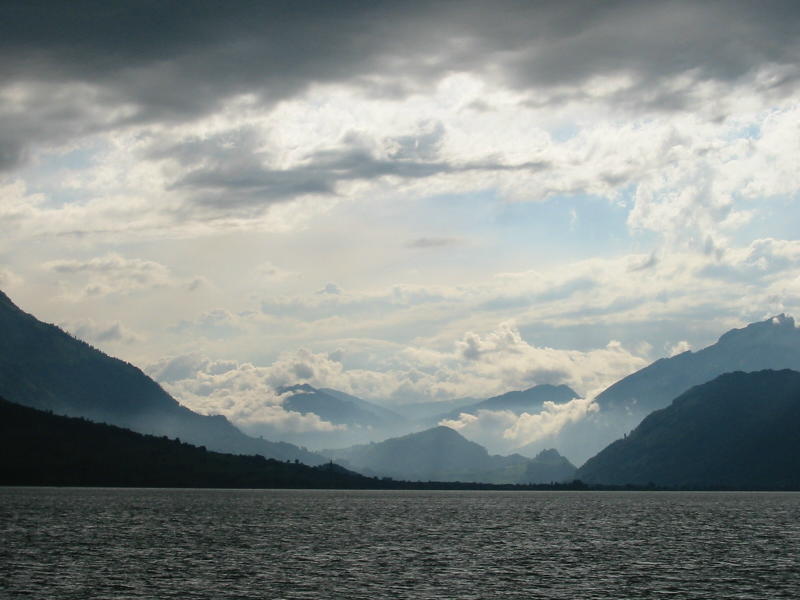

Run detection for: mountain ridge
[[595, 314, 800, 414], [549, 314, 800, 463], [278, 384, 403, 427], [322, 425, 533, 483], [0, 396, 370, 488], [0, 289, 326, 464], [576, 369, 800, 488], [432, 384, 579, 425]]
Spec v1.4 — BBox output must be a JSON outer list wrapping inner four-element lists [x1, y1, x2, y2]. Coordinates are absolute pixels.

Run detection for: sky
[[2, 1, 800, 437]]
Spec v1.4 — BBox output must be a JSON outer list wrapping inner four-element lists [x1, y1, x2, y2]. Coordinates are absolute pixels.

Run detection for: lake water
[[1, 488, 799, 599]]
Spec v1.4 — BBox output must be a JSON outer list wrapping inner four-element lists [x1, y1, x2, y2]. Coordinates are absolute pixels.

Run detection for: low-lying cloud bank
[[440, 397, 599, 454], [146, 322, 645, 443], [147, 353, 344, 434]]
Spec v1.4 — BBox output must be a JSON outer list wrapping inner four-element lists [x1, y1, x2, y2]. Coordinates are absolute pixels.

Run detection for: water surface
[[2, 488, 799, 598]]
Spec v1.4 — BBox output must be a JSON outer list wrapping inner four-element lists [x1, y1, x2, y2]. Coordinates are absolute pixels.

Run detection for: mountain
[[321, 426, 531, 483], [391, 397, 478, 421], [280, 384, 403, 427], [0, 290, 325, 464], [319, 388, 404, 422], [519, 449, 577, 484], [240, 384, 409, 450], [433, 384, 579, 423], [0, 396, 376, 488], [576, 370, 800, 488], [551, 314, 800, 464], [595, 314, 800, 415]]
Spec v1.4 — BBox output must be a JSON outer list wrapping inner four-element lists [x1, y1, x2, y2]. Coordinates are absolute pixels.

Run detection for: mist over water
[[2, 488, 800, 599]]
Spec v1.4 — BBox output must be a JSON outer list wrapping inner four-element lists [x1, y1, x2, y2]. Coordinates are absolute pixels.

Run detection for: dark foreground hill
[[553, 314, 800, 463], [0, 398, 590, 490], [0, 290, 324, 464], [0, 397, 369, 488], [576, 370, 800, 489]]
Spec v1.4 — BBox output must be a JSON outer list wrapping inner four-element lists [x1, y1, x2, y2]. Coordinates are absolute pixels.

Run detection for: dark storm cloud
[[2, 1, 800, 172], [149, 126, 548, 209], [0, 140, 27, 172]]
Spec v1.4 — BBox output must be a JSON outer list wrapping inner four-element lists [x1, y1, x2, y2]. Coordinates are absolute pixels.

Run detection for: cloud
[[446, 322, 647, 398], [44, 253, 172, 298], [172, 309, 244, 340], [147, 319, 646, 437], [479, 277, 598, 311], [501, 397, 598, 445], [255, 261, 294, 282], [439, 397, 598, 453], [4, 3, 798, 129], [627, 252, 659, 272], [0, 180, 46, 229], [42, 253, 205, 299], [3, 27, 798, 244], [62, 318, 142, 345], [260, 283, 457, 322], [145, 353, 345, 433], [152, 124, 549, 215], [0, 266, 21, 289], [3, 1, 800, 447], [317, 283, 342, 296], [668, 340, 691, 356], [439, 409, 519, 451], [698, 238, 800, 283], [406, 237, 461, 249], [3, 3, 798, 219], [440, 396, 598, 453], [146, 353, 239, 384]]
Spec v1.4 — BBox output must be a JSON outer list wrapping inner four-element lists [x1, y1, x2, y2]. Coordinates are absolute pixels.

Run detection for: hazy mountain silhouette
[[241, 384, 410, 450], [392, 397, 479, 421], [576, 370, 800, 488], [321, 426, 531, 483], [0, 290, 325, 464], [520, 449, 577, 484], [551, 314, 800, 464], [0, 396, 372, 488], [432, 384, 579, 424], [595, 315, 800, 414], [280, 384, 404, 427]]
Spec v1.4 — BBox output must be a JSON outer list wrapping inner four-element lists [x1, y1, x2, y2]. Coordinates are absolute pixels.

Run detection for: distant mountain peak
[[524, 384, 577, 394], [771, 313, 794, 325], [715, 313, 799, 347], [430, 425, 461, 436], [521, 447, 577, 484], [534, 448, 564, 460], [321, 425, 531, 483], [277, 383, 317, 395], [403, 425, 467, 443], [430, 383, 580, 426]]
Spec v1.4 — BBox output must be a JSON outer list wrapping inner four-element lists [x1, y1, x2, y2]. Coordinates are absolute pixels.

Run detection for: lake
[[1, 488, 799, 598]]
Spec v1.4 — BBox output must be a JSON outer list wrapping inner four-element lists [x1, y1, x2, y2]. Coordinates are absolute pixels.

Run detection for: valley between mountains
[[3, 288, 800, 489]]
